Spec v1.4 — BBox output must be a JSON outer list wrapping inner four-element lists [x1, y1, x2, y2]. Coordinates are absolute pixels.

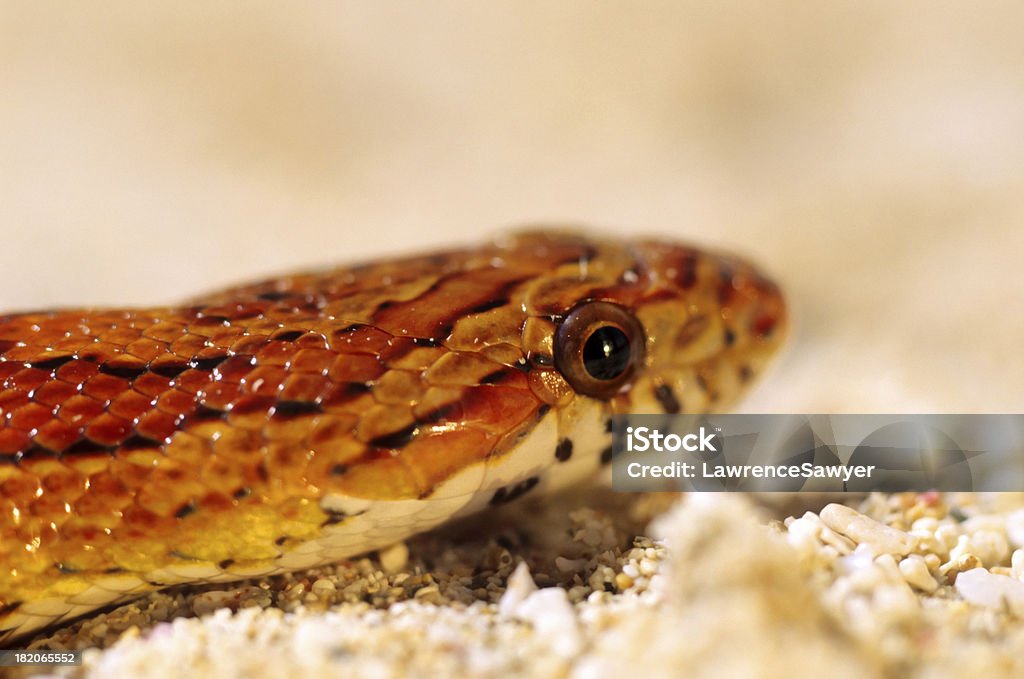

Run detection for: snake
[[0, 229, 786, 644]]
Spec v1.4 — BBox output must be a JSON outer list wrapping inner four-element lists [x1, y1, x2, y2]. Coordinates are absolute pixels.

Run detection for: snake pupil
[[582, 326, 631, 380]]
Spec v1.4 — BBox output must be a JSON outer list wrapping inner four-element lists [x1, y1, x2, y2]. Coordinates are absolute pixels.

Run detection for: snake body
[[0, 230, 785, 643]]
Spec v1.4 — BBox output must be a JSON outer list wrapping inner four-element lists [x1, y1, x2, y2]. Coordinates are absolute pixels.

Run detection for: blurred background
[[1, 2, 1022, 413]]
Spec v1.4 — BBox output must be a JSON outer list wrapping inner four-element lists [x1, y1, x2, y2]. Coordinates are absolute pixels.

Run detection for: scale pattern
[[0, 230, 786, 642]]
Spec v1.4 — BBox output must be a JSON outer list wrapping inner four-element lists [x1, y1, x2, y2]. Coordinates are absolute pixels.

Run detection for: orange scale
[[108, 389, 156, 422], [288, 348, 337, 375], [142, 321, 188, 343], [114, 444, 162, 468], [8, 367, 52, 392], [255, 340, 298, 367], [120, 501, 177, 531], [108, 454, 158, 488], [205, 328, 245, 352], [74, 341, 125, 364], [155, 389, 197, 418], [210, 301, 271, 319], [55, 359, 100, 386], [243, 321, 285, 339], [329, 454, 420, 501], [486, 367, 531, 390], [263, 441, 313, 488], [0, 345, 51, 363], [191, 345, 232, 363], [263, 413, 317, 444], [279, 372, 331, 403], [411, 386, 464, 421], [148, 353, 188, 375], [196, 491, 234, 513], [306, 413, 358, 448], [99, 355, 148, 377], [74, 485, 133, 520], [293, 332, 329, 350], [240, 365, 288, 397], [224, 395, 277, 430], [400, 428, 495, 491], [327, 354, 383, 383], [450, 385, 541, 435], [27, 492, 71, 524], [355, 404, 416, 444], [56, 394, 106, 427], [55, 518, 111, 546], [81, 373, 130, 403], [147, 462, 205, 497], [169, 333, 208, 358], [319, 383, 374, 413], [174, 369, 212, 395], [49, 335, 90, 352], [1, 473, 42, 505], [49, 542, 109, 574], [198, 455, 249, 496], [99, 326, 143, 346], [370, 370, 425, 406], [209, 427, 265, 464], [198, 381, 241, 411], [60, 452, 114, 478], [0, 388, 30, 414], [0, 427, 30, 454], [0, 361, 22, 381], [8, 401, 55, 432], [305, 440, 366, 484], [32, 419, 83, 454], [213, 354, 257, 383], [38, 464, 87, 497], [328, 325, 393, 355], [159, 431, 211, 467], [269, 327, 305, 342], [132, 372, 173, 398], [381, 345, 446, 371], [124, 338, 167, 362], [135, 408, 180, 442], [230, 334, 272, 355], [423, 351, 505, 387], [84, 413, 133, 447]]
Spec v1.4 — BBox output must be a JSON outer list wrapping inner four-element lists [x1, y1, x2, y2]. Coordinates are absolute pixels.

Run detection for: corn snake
[[0, 229, 786, 643]]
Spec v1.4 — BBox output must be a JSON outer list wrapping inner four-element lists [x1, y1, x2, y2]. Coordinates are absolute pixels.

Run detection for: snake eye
[[554, 301, 645, 399]]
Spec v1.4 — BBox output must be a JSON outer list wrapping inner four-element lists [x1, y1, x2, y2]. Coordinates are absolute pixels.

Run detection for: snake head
[[500, 229, 788, 416]]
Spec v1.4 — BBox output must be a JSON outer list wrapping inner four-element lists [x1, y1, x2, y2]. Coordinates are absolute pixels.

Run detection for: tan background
[[2, 2, 1022, 413]]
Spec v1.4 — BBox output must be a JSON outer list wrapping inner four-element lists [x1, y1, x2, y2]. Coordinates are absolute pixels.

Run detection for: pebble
[[498, 561, 538, 618], [820, 504, 916, 556], [510, 587, 582, 658], [940, 553, 982, 581], [899, 555, 939, 593], [1012, 550, 1024, 579], [614, 573, 634, 591], [192, 591, 240, 617], [379, 542, 410, 573], [955, 568, 1024, 615], [555, 556, 588, 572], [311, 579, 336, 595], [1006, 509, 1024, 548]]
